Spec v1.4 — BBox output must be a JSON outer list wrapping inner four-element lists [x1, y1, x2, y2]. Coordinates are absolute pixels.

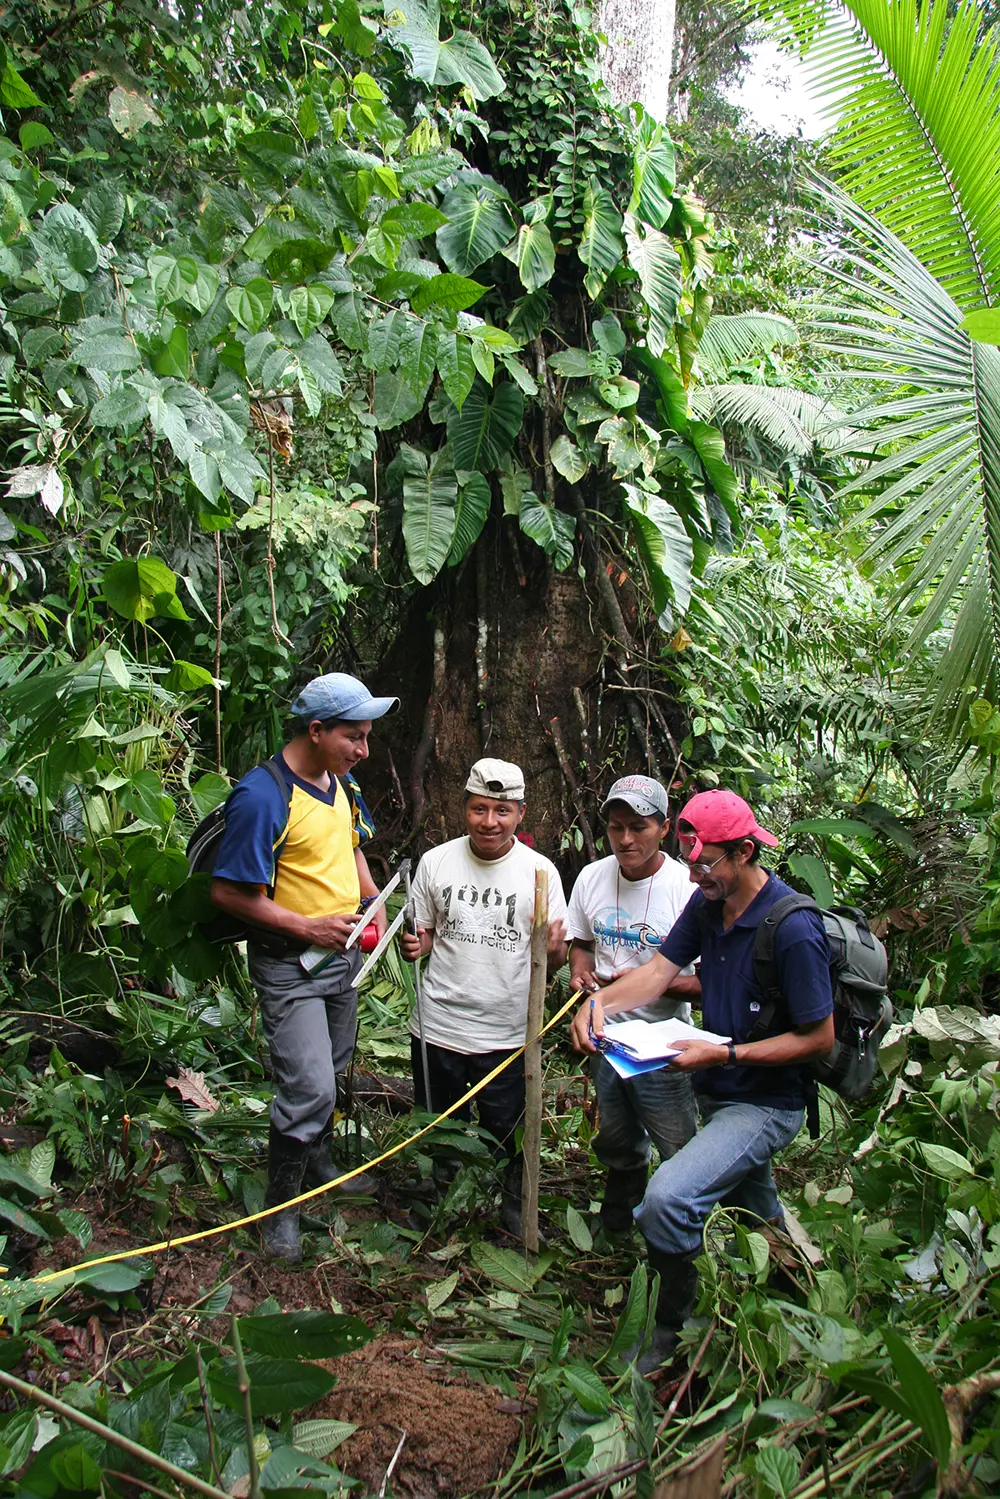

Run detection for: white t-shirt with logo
[[411, 836, 569, 1053], [566, 853, 695, 1023]]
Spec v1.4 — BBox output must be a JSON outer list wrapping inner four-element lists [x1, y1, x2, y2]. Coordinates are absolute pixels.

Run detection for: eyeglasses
[[683, 851, 729, 876]]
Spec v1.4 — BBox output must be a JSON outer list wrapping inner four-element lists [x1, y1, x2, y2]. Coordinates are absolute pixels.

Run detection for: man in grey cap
[[566, 775, 699, 1236], [400, 758, 568, 1237], [211, 672, 398, 1262]]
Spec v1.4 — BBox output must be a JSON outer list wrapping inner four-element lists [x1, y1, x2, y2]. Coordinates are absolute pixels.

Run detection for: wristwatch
[[723, 1042, 738, 1069]]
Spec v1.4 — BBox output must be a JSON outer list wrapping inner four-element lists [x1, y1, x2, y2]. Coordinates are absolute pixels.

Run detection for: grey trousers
[[248, 945, 361, 1144]]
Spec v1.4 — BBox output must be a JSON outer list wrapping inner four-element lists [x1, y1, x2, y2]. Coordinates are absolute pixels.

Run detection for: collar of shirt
[[699, 873, 779, 933]]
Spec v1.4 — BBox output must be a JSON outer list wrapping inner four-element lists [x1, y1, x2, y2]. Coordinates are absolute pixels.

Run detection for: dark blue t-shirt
[[660, 874, 833, 1108]]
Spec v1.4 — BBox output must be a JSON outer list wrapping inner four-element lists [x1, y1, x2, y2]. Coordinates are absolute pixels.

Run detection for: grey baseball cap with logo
[[290, 672, 399, 723], [466, 758, 526, 801], [601, 774, 669, 818]]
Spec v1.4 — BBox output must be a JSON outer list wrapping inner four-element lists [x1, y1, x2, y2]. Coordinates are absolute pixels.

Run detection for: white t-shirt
[[411, 836, 569, 1053], [566, 853, 695, 1023]]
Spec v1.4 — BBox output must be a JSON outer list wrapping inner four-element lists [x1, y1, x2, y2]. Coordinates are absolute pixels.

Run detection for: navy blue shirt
[[660, 874, 833, 1108]]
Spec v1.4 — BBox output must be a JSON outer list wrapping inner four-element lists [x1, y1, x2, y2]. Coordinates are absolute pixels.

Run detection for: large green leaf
[[446, 380, 523, 470], [519, 494, 575, 570], [102, 557, 189, 624], [623, 484, 694, 628], [579, 182, 624, 300], [437, 329, 477, 410], [385, 0, 505, 101], [398, 444, 458, 584], [411, 273, 488, 314], [502, 200, 555, 292], [624, 216, 682, 359], [209, 1357, 335, 1418], [237, 1311, 374, 1359], [882, 1329, 952, 1468], [447, 473, 491, 564], [436, 184, 515, 275], [629, 110, 676, 230], [373, 371, 424, 428], [688, 421, 739, 520]]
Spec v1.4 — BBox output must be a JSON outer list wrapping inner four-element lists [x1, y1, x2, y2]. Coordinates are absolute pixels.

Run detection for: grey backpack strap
[[750, 893, 821, 1041]]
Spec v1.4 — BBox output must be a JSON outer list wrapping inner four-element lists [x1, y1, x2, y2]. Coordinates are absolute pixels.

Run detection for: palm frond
[[784, 0, 1000, 309], [808, 178, 1000, 710], [696, 312, 799, 378], [690, 383, 856, 457]]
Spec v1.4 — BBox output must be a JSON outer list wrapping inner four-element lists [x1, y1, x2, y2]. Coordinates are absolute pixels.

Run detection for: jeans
[[635, 1096, 804, 1256], [590, 1055, 697, 1171], [411, 1037, 524, 1158], [249, 945, 361, 1144]]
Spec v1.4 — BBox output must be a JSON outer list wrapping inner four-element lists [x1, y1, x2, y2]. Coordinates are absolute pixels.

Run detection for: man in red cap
[[569, 788, 834, 1374]]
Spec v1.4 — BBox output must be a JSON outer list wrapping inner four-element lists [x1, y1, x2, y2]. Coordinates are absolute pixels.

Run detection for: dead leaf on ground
[[166, 1067, 220, 1112]]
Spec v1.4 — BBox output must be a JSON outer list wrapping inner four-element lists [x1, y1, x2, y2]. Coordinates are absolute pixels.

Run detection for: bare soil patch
[[311, 1334, 522, 1499]]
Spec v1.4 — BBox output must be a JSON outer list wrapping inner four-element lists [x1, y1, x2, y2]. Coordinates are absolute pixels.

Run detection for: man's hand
[[308, 912, 364, 951], [547, 917, 566, 960], [400, 927, 432, 961], [372, 904, 388, 941], [667, 1039, 728, 1071], [569, 993, 603, 1054], [571, 965, 600, 994]]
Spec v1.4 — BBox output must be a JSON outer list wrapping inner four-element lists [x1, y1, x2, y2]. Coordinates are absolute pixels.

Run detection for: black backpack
[[186, 756, 293, 951], [751, 895, 892, 1131]]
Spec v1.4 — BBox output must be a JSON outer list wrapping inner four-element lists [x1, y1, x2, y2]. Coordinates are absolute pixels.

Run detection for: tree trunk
[[596, 0, 676, 121]]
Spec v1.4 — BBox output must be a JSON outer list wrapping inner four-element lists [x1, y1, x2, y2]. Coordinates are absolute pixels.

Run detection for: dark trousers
[[410, 1037, 524, 1157]]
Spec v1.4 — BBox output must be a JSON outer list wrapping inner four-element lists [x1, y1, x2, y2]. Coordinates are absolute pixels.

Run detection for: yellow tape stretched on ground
[[28, 989, 585, 1288]]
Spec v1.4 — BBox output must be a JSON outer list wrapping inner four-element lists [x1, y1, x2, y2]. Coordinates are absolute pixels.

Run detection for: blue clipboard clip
[[587, 997, 641, 1059]]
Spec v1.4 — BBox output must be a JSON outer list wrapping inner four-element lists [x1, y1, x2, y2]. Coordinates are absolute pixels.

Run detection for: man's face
[[683, 839, 749, 901], [464, 794, 525, 858], [605, 804, 666, 874], [312, 719, 371, 776]]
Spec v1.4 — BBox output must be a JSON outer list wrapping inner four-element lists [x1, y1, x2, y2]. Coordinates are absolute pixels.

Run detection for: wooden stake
[[522, 867, 548, 1254]]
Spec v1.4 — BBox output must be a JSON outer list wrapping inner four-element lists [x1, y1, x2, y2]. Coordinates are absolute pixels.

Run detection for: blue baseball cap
[[290, 672, 399, 723]]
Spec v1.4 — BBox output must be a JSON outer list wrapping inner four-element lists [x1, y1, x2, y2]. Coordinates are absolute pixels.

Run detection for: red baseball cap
[[677, 789, 779, 863]]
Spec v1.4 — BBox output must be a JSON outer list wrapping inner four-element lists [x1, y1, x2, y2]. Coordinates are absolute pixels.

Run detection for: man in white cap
[[566, 775, 699, 1237], [400, 758, 568, 1237], [211, 671, 398, 1262]]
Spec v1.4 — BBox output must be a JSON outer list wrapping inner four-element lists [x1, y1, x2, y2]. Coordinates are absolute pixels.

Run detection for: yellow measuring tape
[[29, 990, 584, 1289]]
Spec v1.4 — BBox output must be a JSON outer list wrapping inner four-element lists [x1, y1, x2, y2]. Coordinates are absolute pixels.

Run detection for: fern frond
[[696, 312, 799, 377], [690, 383, 856, 457]]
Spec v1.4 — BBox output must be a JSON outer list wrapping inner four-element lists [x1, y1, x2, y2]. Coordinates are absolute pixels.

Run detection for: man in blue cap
[[211, 672, 398, 1262]]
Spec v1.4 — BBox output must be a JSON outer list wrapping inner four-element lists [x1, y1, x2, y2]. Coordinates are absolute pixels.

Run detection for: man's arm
[[547, 918, 567, 972], [568, 953, 683, 1053], [210, 879, 362, 950], [666, 1014, 835, 1071], [569, 939, 599, 993]]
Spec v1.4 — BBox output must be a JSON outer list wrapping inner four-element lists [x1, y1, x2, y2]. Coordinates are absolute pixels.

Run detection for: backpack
[[751, 894, 892, 1130], [186, 756, 293, 952]]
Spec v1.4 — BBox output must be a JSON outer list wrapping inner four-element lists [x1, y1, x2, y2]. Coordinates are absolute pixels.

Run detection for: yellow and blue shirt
[[213, 754, 375, 919]]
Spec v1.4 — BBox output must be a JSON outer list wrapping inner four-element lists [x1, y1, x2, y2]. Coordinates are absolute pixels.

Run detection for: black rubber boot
[[628, 1243, 699, 1376], [600, 1164, 649, 1236], [262, 1126, 308, 1264], [499, 1155, 524, 1239], [304, 1116, 378, 1195]]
